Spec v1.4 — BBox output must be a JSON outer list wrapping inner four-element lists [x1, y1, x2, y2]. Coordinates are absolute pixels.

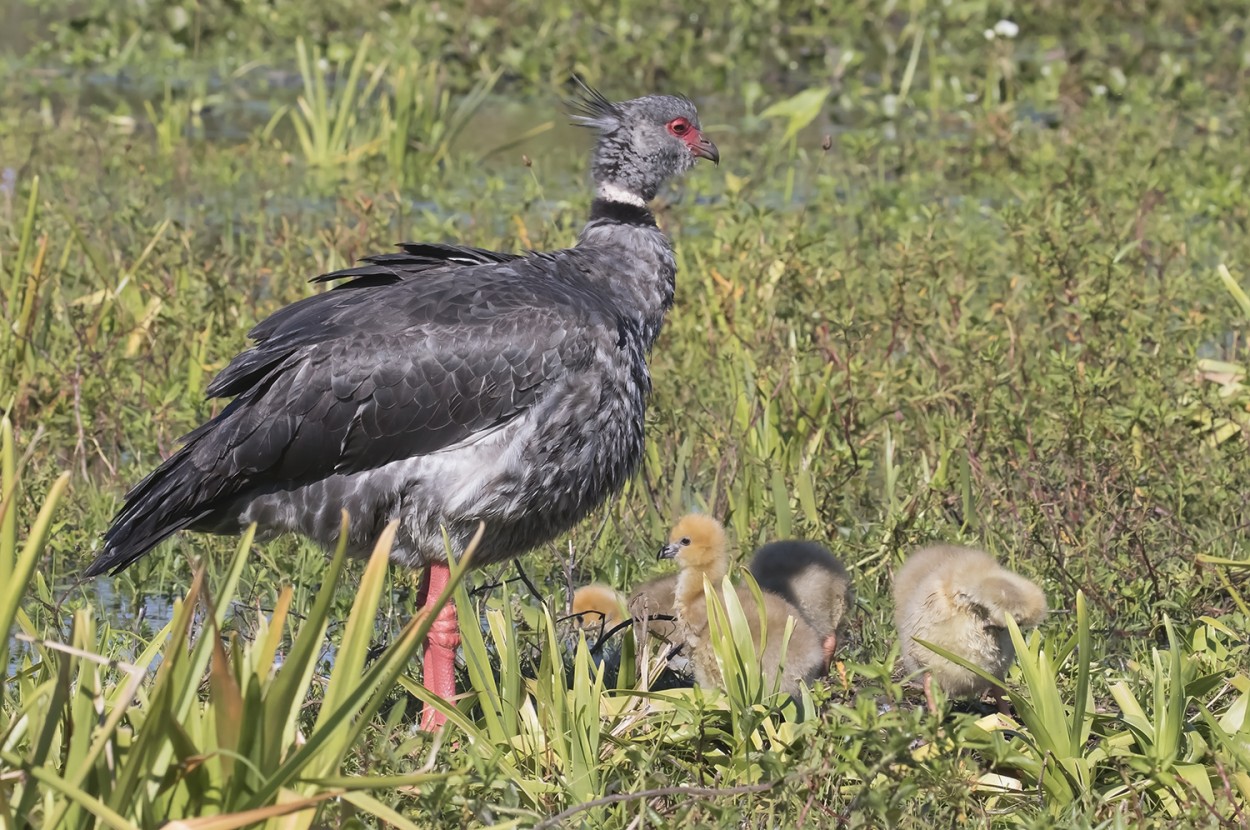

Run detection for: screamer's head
[[569, 79, 718, 203]]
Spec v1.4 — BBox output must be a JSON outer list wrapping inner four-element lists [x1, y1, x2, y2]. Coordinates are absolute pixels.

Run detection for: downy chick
[[750, 539, 855, 663], [627, 573, 680, 646], [625, 572, 694, 687], [571, 583, 628, 635], [893, 544, 1048, 713], [661, 514, 826, 700], [562, 584, 630, 690]]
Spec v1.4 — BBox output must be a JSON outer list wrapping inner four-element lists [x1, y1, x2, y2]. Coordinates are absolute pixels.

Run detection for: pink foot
[[418, 561, 459, 732]]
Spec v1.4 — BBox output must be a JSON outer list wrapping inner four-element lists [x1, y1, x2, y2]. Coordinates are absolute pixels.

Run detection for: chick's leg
[[991, 686, 1011, 715], [923, 672, 938, 715], [822, 633, 837, 670]]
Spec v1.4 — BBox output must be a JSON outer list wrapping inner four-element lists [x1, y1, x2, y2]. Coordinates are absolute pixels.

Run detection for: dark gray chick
[[750, 539, 855, 664]]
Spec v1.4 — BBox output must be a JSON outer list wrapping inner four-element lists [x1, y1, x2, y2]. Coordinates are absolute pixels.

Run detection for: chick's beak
[[690, 131, 719, 166], [658, 541, 680, 560]]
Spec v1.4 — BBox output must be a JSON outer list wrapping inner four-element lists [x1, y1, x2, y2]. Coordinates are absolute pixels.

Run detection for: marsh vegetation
[[3, 1, 1250, 826]]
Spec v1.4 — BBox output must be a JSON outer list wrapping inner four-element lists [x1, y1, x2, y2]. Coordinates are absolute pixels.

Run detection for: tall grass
[[380, 63, 503, 185], [265, 37, 499, 187], [1, 177, 42, 402], [278, 36, 388, 170]]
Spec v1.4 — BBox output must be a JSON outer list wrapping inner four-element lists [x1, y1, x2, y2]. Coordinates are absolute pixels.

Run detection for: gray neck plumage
[[576, 189, 676, 348]]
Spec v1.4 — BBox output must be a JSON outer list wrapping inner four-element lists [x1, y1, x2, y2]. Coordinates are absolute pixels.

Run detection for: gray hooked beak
[[691, 132, 719, 166], [658, 541, 680, 560]]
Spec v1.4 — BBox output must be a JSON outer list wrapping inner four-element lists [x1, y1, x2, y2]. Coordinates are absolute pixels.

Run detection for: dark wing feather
[[89, 253, 612, 576], [311, 242, 521, 287], [269, 317, 584, 479]]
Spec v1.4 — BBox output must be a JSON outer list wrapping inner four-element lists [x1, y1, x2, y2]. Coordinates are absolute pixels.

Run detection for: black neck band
[[588, 199, 656, 227]]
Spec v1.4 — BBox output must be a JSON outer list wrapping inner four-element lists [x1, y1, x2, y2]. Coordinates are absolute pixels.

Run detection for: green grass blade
[[1, 753, 138, 830], [1070, 591, 1092, 748], [0, 418, 15, 579], [1217, 264, 1250, 320], [0, 470, 69, 701], [245, 523, 482, 809]]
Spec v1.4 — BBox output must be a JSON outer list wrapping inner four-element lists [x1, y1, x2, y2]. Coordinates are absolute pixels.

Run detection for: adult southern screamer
[[84, 81, 718, 729]]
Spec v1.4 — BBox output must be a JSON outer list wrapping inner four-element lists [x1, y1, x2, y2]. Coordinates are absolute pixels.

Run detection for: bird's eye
[[680, 537, 691, 546], [668, 118, 691, 136]]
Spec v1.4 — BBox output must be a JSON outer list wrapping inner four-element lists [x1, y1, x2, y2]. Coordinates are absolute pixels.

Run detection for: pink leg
[[992, 687, 1011, 715], [923, 672, 938, 715], [821, 633, 838, 670], [418, 561, 458, 732]]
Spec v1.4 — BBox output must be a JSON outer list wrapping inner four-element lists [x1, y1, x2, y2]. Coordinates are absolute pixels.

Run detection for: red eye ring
[[667, 118, 691, 137]]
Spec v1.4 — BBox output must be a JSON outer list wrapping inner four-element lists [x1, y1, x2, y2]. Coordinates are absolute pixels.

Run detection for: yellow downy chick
[[571, 583, 628, 633]]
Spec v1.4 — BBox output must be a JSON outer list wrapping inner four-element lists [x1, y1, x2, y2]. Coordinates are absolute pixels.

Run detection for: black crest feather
[[567, 76, 621, 131]]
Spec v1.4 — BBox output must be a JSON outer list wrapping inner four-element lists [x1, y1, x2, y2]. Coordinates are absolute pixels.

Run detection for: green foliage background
[[2, 0, 1250, 826]]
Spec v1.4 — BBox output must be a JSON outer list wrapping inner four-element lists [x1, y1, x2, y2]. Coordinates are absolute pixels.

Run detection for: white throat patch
[[597, 183, 648, 208]]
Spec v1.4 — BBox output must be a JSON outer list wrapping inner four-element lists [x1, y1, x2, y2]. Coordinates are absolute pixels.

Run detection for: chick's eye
[[680, 537, 691, 546], [668, 118, 690, 136]]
